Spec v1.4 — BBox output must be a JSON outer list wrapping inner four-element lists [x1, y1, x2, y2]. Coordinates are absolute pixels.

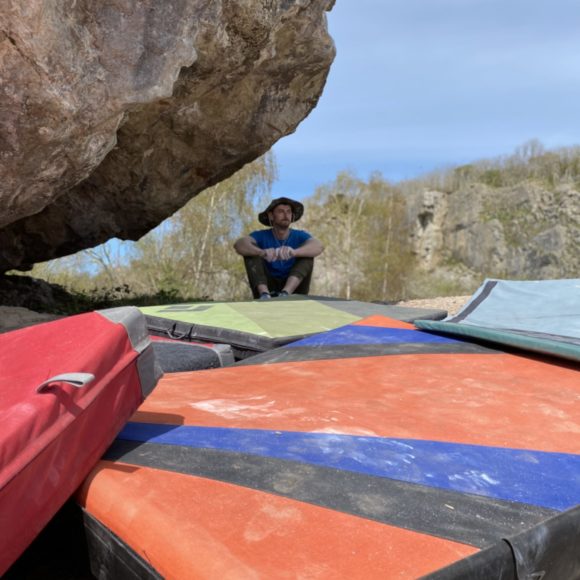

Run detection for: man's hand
[[276, 246, 295, 261], [261, 248, 278, 262]]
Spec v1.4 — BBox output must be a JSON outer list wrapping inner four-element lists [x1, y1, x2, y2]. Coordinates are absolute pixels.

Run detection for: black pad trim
[[421, 541, 516, 579], [152, 341, 223, 373], [423, 505, 580, 579], [146, 314, 302, 353], [235, 341, 501, 366], [82, 509, 162, 580], [508, 504, 580, 579], [449, 280, 498, 323], [104, 441, 555, 549]]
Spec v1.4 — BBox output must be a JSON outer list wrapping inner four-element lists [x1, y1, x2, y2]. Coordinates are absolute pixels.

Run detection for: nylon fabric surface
[[78, 462, 477, 579], [118, 422, 580, 510], [416, 278, 580, 362], [289, 325, 462, 347], [141, 303, 270, 335], [140, 297, 446, 340], [449, 278, 580, 339], [104, 440, 557, 549], [0, 309, 151, 576], [76, 313, 580, 578]]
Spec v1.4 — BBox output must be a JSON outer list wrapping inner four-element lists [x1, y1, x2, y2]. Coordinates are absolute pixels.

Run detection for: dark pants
[[243, 256, 314, 298]]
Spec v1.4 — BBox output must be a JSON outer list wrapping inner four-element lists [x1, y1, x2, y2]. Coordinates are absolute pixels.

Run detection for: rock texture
[[0, 274, 75, 312], [0, 0, 335, 271], [0, 306, 60, 334], [406, 182, 580, 285]]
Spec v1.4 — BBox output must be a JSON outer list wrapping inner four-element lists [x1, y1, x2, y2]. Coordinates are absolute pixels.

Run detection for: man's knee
[[244, 256, 267, 277], [244, 255, 263, 267], [243, 256, 269, 298], [290, 257, 314, 280], [290, 258, 314, 295]]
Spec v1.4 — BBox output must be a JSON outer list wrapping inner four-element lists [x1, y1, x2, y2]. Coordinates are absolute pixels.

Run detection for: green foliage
[[400, 139, 580, 194], [480, 169, 503, 187], [303, 172, 367, 300], [6, 271, 205, 315], [301, 171, 417, 302], [406, 270, 476, 300]]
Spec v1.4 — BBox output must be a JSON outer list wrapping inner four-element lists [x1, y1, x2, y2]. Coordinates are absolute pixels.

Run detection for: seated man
[[234, 197, 324, 299]]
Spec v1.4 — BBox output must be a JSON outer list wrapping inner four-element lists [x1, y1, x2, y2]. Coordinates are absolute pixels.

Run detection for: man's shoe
[[278, 290, 289, 297], [259, 292, 272, 300]]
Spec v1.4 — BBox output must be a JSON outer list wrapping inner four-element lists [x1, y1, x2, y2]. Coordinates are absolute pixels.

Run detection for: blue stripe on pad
[[287, 325, 460, 347], [118, 422, 580, 511]]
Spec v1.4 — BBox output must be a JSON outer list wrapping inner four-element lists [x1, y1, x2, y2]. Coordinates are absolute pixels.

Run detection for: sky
[[271, 0, 580, 199]]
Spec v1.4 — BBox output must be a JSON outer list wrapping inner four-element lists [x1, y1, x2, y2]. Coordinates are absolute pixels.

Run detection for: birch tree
[[127, 153, 276, 299], [303, 172, 367, 299]]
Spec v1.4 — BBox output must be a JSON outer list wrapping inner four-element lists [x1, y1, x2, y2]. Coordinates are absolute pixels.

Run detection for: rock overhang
[[0, 0, 336, 272]]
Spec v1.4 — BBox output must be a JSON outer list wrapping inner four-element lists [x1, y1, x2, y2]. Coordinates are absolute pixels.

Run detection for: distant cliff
[[405, 181, 580, 289]]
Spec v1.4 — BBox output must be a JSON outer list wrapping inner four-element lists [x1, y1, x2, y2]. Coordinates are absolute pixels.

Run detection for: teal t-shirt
[[250, 229, 312, 278]]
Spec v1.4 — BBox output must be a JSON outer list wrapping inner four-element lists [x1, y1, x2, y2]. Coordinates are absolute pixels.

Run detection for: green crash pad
[[141, 295, 447, 357]]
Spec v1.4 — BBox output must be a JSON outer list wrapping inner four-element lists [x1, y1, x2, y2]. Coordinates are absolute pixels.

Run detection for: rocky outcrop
[[0, 274, 75, 313], [0, 0, 335, 271], [0, 307, 60, 333], [407, 182, 580, 283]]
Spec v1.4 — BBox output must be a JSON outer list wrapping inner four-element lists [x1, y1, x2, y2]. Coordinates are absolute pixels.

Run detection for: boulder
[[0, 0, 335, 271]]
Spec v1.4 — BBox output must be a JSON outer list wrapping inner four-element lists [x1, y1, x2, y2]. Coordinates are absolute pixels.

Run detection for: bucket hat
[[258, 197, 304, 226]]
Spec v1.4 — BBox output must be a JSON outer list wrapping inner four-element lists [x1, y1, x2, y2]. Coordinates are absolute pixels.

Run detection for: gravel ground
[[396, 295, 472, 317]]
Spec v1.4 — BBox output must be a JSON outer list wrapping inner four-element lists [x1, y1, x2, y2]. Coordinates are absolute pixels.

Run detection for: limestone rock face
[[0, 0, 335, 271], [406, 182, 580, 282], [406, 190, 447, 265]]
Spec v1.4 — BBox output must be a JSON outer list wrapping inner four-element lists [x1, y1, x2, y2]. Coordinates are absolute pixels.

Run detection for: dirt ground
[[396, 295, 471, 317]]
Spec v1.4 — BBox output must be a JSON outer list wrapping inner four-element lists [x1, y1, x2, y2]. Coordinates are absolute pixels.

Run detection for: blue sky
[[271, 0, 580, 199]]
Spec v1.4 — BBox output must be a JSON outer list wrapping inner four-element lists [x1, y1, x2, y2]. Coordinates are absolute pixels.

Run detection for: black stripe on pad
[[449, 280, 498, 323], [236, 341, 501, 365], [104, 440, 555, 549]]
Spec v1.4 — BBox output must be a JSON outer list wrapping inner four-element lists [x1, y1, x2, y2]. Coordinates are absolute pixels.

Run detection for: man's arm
[[234, 236, 263, 257], [234, 236, 278, 262], [278, 237, 324, 260], [293, 237, 324, 258]]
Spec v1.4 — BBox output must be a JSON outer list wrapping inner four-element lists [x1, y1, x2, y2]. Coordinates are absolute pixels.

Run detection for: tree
[[27, 153, 277, 302], [126, 153, 277, 300], [302, 171, 416, 301], [361, 174, 415, 301], [303, 172, 367, 299]]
